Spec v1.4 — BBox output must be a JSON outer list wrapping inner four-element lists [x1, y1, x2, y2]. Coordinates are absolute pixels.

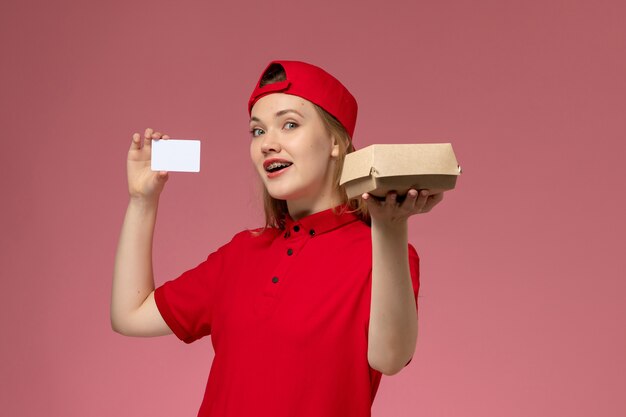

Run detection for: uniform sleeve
[[408, 243, 420, 311], [154, 245, 227, 344], [405, 243, 420, 367]]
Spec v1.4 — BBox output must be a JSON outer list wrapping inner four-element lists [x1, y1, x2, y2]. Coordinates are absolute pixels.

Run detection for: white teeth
[[266, 161, 292, 172]]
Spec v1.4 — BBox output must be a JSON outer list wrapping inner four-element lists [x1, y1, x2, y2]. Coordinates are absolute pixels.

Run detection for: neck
[[287, 191, 343, 221]]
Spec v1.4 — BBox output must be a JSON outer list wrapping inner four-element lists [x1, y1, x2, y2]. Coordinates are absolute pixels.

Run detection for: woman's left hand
[[362, 189, 444, 227]]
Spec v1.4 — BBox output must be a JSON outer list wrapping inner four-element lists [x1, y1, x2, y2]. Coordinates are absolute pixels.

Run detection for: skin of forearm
[[368, 219, 418, 375], [111, 198, 159, 334]]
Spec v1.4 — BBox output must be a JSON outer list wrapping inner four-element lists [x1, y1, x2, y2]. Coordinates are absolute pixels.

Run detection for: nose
[[260, 131, 281, 155]]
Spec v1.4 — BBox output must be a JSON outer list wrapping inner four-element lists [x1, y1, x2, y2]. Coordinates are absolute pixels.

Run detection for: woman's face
[[249, 93, 341, 214]]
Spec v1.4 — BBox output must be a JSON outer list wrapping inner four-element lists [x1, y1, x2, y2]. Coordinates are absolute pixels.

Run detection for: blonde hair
[[256, 64, 369, 230]]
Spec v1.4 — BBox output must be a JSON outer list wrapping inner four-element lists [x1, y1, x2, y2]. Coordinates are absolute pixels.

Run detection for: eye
[[284, 121, 298, 130], [250, 127, 264, 137]]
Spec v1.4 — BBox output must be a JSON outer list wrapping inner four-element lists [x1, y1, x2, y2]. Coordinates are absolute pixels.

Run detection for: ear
[[330, 134, 340, 158]]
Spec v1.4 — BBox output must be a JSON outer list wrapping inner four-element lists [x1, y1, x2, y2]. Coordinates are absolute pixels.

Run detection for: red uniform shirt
[[154, 206, 420, 417]]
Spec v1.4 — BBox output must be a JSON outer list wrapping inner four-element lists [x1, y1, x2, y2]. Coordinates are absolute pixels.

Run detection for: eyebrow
[[250, 109, 304, 123]]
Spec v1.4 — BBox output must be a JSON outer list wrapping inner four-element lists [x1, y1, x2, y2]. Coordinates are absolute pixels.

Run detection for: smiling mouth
[[264, 161, 293, 173]]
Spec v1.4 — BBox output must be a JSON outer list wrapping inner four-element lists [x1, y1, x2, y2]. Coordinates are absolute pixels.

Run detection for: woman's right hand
[[113, 127, 175, 338], [127, 127, 170, 201]]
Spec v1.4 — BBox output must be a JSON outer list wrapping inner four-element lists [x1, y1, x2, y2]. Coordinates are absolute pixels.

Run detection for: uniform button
[[272, 277, 279, 283], [294, 225, 300, 232], [309, 229, 316, 236], [287, 248, 293, 256]]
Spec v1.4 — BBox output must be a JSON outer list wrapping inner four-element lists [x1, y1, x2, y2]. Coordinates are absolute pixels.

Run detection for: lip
[[263, 158, 292, 170], [262, 158, 293, 179], [266, 164, 291, 178]]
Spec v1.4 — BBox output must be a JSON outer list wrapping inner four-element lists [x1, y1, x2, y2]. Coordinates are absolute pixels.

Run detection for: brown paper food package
[[339, 143, 462, 200]]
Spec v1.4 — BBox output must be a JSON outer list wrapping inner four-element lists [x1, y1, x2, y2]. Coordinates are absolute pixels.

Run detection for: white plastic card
[[151, 139, 201, 172]]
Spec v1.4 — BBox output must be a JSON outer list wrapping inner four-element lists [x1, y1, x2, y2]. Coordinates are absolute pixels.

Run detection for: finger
[[361, 192, 374, 205], [144, 128, 155, 147], [415, 190, 430, 212], [361, 193, 379, 210], [162, 134, 170, 139], [130, 133, 142, 150], [422, 192, 444, 213], [385, 190, 398, 206], [152, 131, 162, 139], [402, 189, 418, 210], [157, 171, 169, 182]]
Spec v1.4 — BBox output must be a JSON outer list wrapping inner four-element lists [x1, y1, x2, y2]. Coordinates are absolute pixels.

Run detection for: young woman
[[112, 60, 443, 417]]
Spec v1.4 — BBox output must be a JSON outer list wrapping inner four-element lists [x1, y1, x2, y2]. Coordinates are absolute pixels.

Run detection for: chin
[[264, 183, 309, 202], [266, 188, 299, 201]]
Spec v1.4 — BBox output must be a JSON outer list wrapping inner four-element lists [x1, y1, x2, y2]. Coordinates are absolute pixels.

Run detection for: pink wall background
[[1, 0, 624, 416]]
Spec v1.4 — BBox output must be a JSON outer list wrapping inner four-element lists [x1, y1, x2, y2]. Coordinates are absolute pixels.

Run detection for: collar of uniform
[[283, 205, 360, 237]]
